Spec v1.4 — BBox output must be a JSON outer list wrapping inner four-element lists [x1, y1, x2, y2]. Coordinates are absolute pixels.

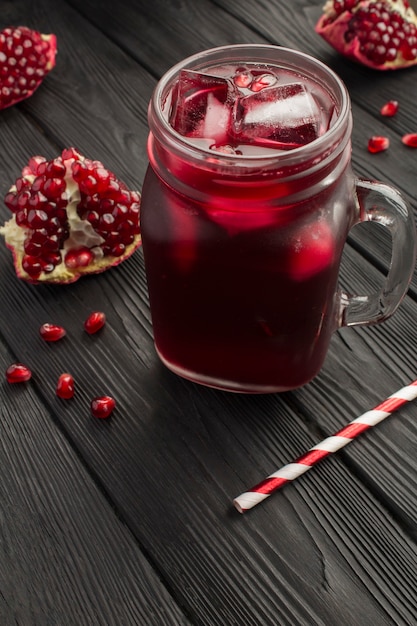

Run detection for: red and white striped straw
[[234, 379, 417, 514]]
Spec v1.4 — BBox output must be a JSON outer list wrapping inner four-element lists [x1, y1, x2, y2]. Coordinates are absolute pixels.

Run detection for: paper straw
[[234, 380, 417, 514]]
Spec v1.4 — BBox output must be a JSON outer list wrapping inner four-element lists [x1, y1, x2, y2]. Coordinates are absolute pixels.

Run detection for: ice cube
[[234, 82, 327, 149], [170, 70, 234, 144], [209, 144, 243, 155]]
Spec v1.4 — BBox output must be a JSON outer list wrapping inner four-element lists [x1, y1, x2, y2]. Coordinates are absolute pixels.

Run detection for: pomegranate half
[[315, 0, 417, 69], [0, 26, 57, 109], [0, 148, 141, 283]]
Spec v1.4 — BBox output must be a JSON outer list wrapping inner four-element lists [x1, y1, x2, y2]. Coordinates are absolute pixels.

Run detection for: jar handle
[[338, 178, 416, 328]]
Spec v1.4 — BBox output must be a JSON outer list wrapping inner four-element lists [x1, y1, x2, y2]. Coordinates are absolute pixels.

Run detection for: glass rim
[[149, 43, 351, 166]]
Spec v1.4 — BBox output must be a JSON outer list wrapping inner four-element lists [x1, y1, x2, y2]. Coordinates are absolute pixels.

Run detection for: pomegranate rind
[[0, 27, 57, 109], [3, 235, 141, 284], [315, 0, 417, 70]]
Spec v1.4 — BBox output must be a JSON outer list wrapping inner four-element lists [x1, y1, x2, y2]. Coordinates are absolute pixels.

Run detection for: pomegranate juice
[[141, 57, 355, 392]]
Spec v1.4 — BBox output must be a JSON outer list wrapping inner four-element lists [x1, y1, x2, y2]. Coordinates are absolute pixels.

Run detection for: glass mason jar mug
[[140, 44, 416, 393]]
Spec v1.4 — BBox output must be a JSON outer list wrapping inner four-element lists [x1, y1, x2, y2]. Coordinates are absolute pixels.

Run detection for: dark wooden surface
[[1, 1, 417, 624]]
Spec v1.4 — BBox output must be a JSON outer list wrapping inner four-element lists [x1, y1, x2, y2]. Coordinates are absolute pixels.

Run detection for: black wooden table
[[2, 1, 417, 624]]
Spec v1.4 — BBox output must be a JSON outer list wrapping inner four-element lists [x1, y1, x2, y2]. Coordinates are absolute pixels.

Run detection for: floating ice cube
[[234, 82, 327, 149], [209, 144, 243, 155], [170, 70, 234, 144]]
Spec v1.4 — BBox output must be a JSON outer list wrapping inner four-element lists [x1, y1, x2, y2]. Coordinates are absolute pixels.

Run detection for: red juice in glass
[[140, 45, 415, 392]]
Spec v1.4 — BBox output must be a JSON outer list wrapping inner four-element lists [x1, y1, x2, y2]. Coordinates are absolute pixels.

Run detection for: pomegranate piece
[[0, 26, 57, 109], [84, 311, 106, 334], [368, 135, 390, 152], [250, 73, 278, 92], [402, 132, 417, 146], [6, 362, 32, 383], [380, 100, 399, 116], [316, 0, 417, 70], [56, 373, 75, 399], [0, 147, 141, 284], [39, 323, 66, 341], [91, 395, 116, 419]]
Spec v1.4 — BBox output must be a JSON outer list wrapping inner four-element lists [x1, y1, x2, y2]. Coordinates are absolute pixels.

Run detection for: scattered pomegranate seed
[[56, 373, 75, 399], [402, 133, 417, 147], [380, 100, 399, 117], [84, 311, 106, 334], [6, 363, 32, 383], [39, 323, 66, 342], [367, 136, 390, 153], [6, 314, 118, 421], [91, 395, 116, 419]]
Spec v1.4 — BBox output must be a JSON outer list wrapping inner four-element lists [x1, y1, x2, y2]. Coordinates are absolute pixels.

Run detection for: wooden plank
[[0, 338, 190, 625], [65, 0, 267, 77]]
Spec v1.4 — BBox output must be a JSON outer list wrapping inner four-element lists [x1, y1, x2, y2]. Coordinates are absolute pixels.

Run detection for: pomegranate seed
[[367, 135, 390, 153], [91, 395, 115, 419], [402, 133, 417, 147], [234, 70, 253, 88], [250, 73, 277, 92], [64, 246, 95, 269], [61, 147, 82, 160], [56, 373, 75, 399], [6, 363, 32, 383], [45, 160, 66, 177], [39, 323, 66, 342], [84, 311, 106, 334], [27, 209, 48, 228], [24, 240, 42, 256], [72, 161, 88, 182], [380, 100, 399, 116], [22, 255, 42, 278], [4, 191, 18, 211], [27, 155, 47, 175], [43, 177, 66, 199]]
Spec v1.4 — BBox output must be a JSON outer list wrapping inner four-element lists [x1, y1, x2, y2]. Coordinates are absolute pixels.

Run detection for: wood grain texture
[[1, 1, 417, 625], [65, 0, 268, 77], [0, 338, 190, 625]]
